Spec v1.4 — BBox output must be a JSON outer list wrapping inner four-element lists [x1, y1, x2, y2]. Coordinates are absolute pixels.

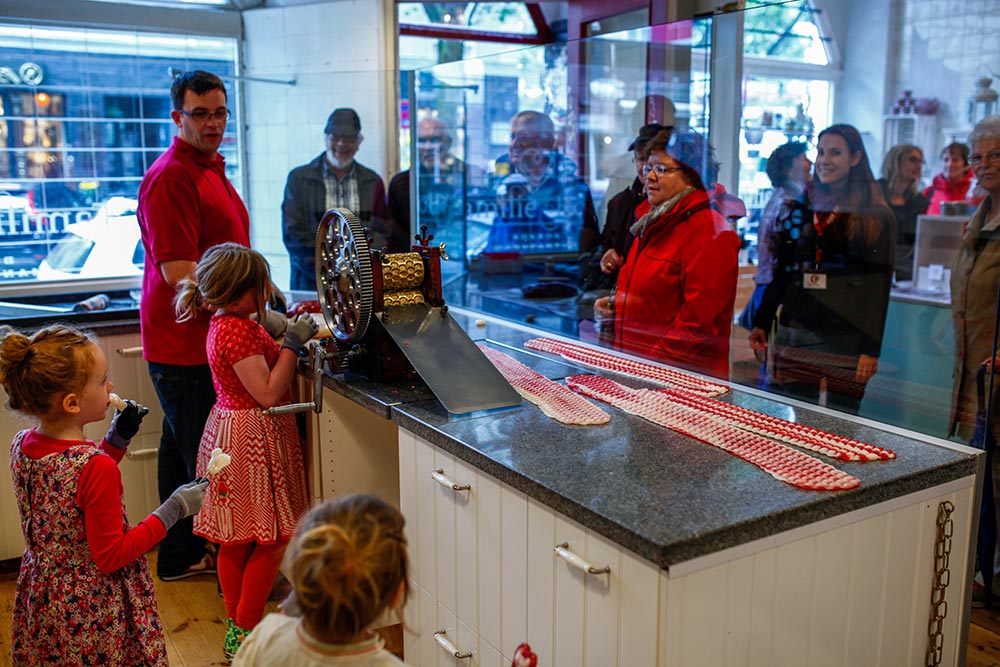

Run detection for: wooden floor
[[3, 554, 1000, 665]]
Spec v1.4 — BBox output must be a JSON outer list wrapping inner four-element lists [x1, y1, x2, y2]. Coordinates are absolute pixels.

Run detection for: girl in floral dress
[[0, 324, 208, 666], [175, 242, 317, 660]]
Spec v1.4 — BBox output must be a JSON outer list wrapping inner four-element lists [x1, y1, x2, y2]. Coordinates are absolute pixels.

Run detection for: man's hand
[[600, 248, 623, 273]]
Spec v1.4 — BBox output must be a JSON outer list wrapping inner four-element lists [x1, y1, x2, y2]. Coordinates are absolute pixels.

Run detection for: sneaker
[[159, 553, 217, 582], [223, 618, 249, 661]]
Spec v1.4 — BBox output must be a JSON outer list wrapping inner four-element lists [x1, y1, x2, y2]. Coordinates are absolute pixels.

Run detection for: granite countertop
[[321, 310, 982, 570]]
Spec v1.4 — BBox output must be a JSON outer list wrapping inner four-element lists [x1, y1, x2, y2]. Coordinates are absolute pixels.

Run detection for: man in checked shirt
[[281, 107, 389, 291]]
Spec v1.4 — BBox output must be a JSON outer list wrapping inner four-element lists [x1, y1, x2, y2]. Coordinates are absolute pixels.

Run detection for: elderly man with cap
[[281, 107, 388, 291]]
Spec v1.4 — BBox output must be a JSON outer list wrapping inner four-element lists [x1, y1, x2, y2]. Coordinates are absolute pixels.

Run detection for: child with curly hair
[[233, 494, 410, 665]]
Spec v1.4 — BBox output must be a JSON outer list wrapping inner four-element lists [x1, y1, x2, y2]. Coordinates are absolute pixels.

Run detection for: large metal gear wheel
[[315, 208, 373, 343]]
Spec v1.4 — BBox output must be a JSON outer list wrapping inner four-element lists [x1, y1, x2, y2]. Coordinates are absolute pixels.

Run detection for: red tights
[[217, 540, 288, 630]]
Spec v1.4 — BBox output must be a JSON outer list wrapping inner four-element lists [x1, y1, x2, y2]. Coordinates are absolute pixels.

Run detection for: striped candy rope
[[524, 337, 729, 397], [566, 374, 860, 491], [479, 345, 610, 425], [655, 387, 895, 461]]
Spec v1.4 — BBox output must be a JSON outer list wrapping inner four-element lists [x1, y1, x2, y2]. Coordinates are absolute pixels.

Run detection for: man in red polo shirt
[[137, 70, 250, 581]]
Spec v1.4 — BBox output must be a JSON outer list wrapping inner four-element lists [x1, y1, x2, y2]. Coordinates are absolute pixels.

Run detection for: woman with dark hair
[[749, 124, 895, 413], [878, 143, 929, 281], [924, 142, 979, 215], [738, 141, 811, 331], [594, 129, 740, 379]]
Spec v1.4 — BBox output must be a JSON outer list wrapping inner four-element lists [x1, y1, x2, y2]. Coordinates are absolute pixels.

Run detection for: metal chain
[[925, 500, 955, 667]]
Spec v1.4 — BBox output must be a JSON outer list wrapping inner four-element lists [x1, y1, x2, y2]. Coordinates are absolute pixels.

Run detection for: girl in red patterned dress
[[0, 324, 208, 666], [175, 242, 317, 660]]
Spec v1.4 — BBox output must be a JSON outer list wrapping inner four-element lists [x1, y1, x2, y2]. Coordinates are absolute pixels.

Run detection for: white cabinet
[[398, 428, 661, 666], [397, 427, 976, 667], [0, 331, 161, 560], [884, 113, 938, 160], [311, 386, 399, 508]]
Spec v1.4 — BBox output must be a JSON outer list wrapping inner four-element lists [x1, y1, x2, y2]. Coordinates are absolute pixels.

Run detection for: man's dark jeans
[[148, 361, 216, 578]]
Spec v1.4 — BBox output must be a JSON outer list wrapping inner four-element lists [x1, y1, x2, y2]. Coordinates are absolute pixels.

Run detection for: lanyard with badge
[[804, 208, 837, 290]]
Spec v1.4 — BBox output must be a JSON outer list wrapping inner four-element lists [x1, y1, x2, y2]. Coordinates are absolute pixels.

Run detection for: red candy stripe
[[566, 374, 860, 491]]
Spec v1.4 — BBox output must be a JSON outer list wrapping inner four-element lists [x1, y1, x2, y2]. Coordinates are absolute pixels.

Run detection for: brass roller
[[381, 252, 425, 291], [383, 289, 426, 306]]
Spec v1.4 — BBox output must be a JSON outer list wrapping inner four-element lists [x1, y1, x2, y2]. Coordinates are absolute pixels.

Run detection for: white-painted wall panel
[[415, 436, 438, 602], [584, 529, 621, 667], [844, 515, 888, 666], [806, 525, 852, 667], [398, 430, 419, 590], [553, 515, 586, 667], [500, 487, 528, 660], [455, 457, 480, 636], [477, 471, 502, 653], [526, 498, 556, 665], [661, 484, 975, 667], [878, 501, 922, 666], [619, 547, 661, 667], [433, 446, 457, 615]]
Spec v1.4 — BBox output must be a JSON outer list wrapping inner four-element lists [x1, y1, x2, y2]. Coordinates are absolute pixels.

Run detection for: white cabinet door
[[398, 429, 663, 667], [454, 456, 480, 636], [433, 445, 459, 615]]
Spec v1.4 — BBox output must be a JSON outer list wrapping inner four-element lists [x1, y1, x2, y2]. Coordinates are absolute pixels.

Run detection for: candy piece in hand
[[106, 397, 150, 447], [109, 392, 127, 411], [207, 447, 232, 475]]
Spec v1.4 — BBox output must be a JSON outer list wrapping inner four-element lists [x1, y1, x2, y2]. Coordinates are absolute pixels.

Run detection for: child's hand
[[281, 313, 320, 356], [152, 479, 210, 530], [257, 309, 289, 339], [105, 399, 150, 449]]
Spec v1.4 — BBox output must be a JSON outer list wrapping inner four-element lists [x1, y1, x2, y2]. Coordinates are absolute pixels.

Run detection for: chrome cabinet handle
[[431, 468, 471, 491], [433, 629, 472, 659], [554, 542, 611, 575]]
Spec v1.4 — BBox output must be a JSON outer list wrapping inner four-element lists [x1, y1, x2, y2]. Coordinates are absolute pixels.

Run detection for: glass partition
[[405, 3, 998, 447]]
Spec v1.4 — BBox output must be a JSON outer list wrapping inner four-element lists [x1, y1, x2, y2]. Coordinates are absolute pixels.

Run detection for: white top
[[232, 614, 408, 666]]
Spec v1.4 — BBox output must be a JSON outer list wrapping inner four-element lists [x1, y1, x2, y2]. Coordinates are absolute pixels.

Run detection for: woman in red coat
[[594, 129, 739, 379], [923, 142, 981, 215]]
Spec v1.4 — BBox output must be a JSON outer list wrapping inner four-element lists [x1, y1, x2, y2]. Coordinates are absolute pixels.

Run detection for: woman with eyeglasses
[[877, 143, 929, 282], [749, 124, 895, 414], [949, 115, 1000, 444], [593, 129, 739, 379]]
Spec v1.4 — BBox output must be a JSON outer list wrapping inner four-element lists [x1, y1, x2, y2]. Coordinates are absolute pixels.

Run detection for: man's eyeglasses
[[178, 108, 231, 123], [418, 136, 446, 145], [970, 150, 1000, 167], [642, 163, 685, 177]]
